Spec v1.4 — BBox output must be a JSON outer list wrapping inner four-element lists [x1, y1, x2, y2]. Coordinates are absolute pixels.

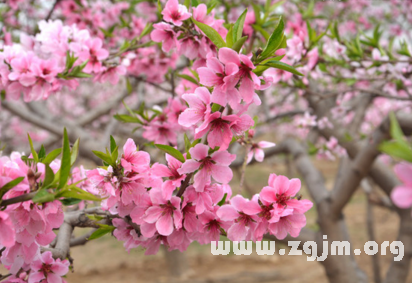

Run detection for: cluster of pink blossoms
[[0, 153, 70, 282], [0, 20, 124, 102], [85, 138, 312, 254]]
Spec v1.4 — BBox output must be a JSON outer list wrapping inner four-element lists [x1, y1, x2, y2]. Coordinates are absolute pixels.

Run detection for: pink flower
[[152, 154, 186, 199], [198, 52, 240, 109], [0, 211, 15, 247], [217, 195, 259, 241], [121, 138, 151, 173], [268, 213, 307, 240], [197, 206, 231, 244], [143, 187, 183, 236], [194, 112, 233, 151], [77, 38, 109, 73], [260, 174, 313, 215], [8, 54, 36, 87], [177, 144, 235, 192], [28, 251, 69, 283], [178, 87, 211, 127], [142, 121, 177, 145], [151, 23, 179, 52], [218, 48, 261, 104], [194, 112, 253, 151], [247, 141, 276, 164], [391, 162, 412, 209], [161, 0, 191, 26], [192, 4, 214, 25]]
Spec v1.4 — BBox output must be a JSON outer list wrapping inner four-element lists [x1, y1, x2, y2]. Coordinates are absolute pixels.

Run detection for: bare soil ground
[[65, 155, 412, 283]]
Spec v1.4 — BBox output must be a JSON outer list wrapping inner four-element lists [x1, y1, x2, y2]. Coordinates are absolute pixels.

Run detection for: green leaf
[[226, 25, 234, 47], [42, 148, 62, 164], [139, 22, 153, 40], [184, 134, 191, 153], [184, 0, 190, 8], [42, 164, 55, 189], [111, 146, 119, 164], [0, 177, 24, 199], [259, 17, 284, 60], [389, 112, 404, 142], [154, 144, 185, 163], [260, 60, 303, 76], [71, 139, 79, 166], [61, 198, 82, 206], [252, 24, 270, 41], [56, 185, 102, 201], [217, 193, 227, 206], [251, 3, 262, 25], [233, 9, 248, 43], [92, 151, 115, 166], [193, 19, 227, 49], [32, 189, 55, 204], [379, 141, 412, 163], [58, 128, 71, 190], [191, 0, 199, 7], [88, 225, 115, 240], [177, 74, 198, 85], [110, 136, 117, 154], [211, 103, 221, 112], [232, 36, 248, 52], [38, 145, 46, 160], [27, 134, 39, 162], [113, 114, 143, 124]]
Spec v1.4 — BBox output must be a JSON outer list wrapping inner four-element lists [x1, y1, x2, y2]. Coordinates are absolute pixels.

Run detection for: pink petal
[[156, 214, 174, 236], [218, 48, 240, 66], [211, 164, 233, 184], [391, 186, 412, 208], [217, 205, 239, 221]]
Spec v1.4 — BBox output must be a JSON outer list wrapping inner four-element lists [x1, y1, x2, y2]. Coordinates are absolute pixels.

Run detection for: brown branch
[[0, 192, 36, 207]]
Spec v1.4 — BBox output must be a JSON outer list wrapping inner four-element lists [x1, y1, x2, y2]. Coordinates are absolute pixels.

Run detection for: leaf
[[42, 164, 55, 189], [110, 136, 117, 154], [56, 185, 102, 201], [389, 112, 404, 142], [113, 114, 143, 124], [71, 139, 80, 166], [0, 177, 25, 199], [193, 19, 227, 49], [139, 22, 153, 40], [32, 189, 55, 204], [259, 17, 284, 60], [92, 151, 115, 166], [251, 3, 262, 25], [233, 9, 248, 43], [260, 60, 303, 76], [154, 144, 185, 163], [27, 134, 39, 162], [232, 36, 248, 52], [379, 141, 412, 163], [252, 24, 270, 41], [88, 225, 115, 240], [42, 148, 62, 164], [177, 74, 198, 85], [226, 25, 234, 47], [111, 146, 119, 164], [61, 198, 82, 206], [38, 145, 46, 160], [58, 128, 71, 190], [184, 134, 191, 153], [211, 103, 221, 112], [217, 193, 227, 206]]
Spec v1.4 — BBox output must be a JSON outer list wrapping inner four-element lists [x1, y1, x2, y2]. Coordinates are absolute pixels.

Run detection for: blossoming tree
[[0, 0, 411, 283]]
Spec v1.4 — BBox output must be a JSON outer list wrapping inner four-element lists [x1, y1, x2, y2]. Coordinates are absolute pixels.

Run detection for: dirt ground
[[64, 154, 412, 283]]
